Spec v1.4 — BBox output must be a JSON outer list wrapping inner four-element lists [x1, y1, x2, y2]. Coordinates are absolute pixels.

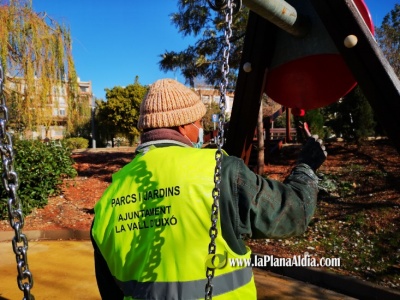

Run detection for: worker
[[91, 78, 327, 299]]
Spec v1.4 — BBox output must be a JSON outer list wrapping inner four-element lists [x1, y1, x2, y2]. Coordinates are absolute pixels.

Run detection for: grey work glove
[[297, 135, 327, 171]]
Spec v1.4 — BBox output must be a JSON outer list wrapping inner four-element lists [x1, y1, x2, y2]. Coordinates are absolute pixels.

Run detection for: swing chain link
[[0, 65, 35, 300], [205, 0, 233, 299]]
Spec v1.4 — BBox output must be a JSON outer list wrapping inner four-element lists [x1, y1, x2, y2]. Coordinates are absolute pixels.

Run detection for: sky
[[30, 0, 399, 100]]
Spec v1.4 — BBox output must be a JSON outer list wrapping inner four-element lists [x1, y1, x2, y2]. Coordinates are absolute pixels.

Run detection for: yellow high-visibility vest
[[92, 146, 256, 299]]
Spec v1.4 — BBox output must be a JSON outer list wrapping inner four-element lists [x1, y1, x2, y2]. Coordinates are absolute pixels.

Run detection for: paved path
[[0, 240, 99, 300], [0, 240, 356, 300]]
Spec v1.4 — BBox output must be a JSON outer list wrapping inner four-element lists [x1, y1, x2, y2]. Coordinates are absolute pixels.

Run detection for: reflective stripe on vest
[[92, 146, 256, 299], [115, 267, 253, 299]]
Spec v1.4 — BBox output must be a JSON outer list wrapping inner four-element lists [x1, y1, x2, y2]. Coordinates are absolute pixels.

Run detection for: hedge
[[0, 139, 77, 220]]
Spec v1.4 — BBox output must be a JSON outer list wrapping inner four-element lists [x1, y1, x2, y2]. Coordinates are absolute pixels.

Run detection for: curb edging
[[253, 253, 400, 300]]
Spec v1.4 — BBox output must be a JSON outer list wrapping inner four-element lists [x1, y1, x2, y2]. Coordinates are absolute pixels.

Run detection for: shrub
[[0, 139, 77, 219], [65, 137, 89, 149]]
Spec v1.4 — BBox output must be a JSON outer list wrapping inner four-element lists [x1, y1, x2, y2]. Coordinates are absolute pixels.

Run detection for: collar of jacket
[[137, 128, 192, 153]]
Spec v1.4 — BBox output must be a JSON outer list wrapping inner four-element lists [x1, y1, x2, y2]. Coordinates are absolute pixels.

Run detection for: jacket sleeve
[[223, 156, 319, 239]]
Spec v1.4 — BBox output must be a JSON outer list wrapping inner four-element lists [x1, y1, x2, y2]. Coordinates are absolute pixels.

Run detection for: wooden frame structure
[[225, 0, 400, 161]]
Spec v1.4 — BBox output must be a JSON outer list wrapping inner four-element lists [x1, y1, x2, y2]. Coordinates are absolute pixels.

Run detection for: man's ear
[[177, 125, 187, 136]]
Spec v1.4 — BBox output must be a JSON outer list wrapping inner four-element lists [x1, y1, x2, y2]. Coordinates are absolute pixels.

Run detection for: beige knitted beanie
[[138, 78, 206, 130]]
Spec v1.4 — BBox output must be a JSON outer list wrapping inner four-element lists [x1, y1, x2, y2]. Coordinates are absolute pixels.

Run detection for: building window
[[201, 95, 210, 103], [58, 97, 66, 105], [53, 129, 64, 136], [59, 109, 66, 116]]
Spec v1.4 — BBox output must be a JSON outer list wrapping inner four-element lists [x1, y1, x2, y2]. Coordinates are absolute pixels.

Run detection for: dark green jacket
[[218, 152, 318, 254]]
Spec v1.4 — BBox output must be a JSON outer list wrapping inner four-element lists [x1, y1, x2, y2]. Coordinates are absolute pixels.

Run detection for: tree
[[303, 109, 325, 139], [96, 76, 148, 145], [348, 87, 376, 140], [159, 0, 249, 88], [375, 3, 400, 78], [0, 0, 77, 136], [69, 92, 92, 137], [95, 99, 117, 146], [202, 101, 225, 133], [323, 86, 376, 141]]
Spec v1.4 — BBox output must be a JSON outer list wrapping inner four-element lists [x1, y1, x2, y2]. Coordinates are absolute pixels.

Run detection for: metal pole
[[243, 0, 311, 37], [91, 95, 96, 149]]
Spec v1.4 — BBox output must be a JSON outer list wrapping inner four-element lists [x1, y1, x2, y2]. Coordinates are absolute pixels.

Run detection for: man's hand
[[297, 135, 327, 171]]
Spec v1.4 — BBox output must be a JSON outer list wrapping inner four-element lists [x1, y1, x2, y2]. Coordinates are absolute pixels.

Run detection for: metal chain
[[0, 66, 35, 300], [205, 1, 233, 299]]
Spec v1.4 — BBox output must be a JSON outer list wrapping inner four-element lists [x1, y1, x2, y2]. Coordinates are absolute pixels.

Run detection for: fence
[[269, 128, 297, 140]]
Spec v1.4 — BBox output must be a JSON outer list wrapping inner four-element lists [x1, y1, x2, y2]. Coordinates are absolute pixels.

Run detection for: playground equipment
[[239, 0, 374, 111], [205, 2, 231, 298], [225, 0, 400, 164], [265, 0, 374, 110]]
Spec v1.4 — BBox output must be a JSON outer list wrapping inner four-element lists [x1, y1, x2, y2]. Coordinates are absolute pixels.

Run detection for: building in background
[[5, 76, 93, 140], [195, 85, 234, 116]]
